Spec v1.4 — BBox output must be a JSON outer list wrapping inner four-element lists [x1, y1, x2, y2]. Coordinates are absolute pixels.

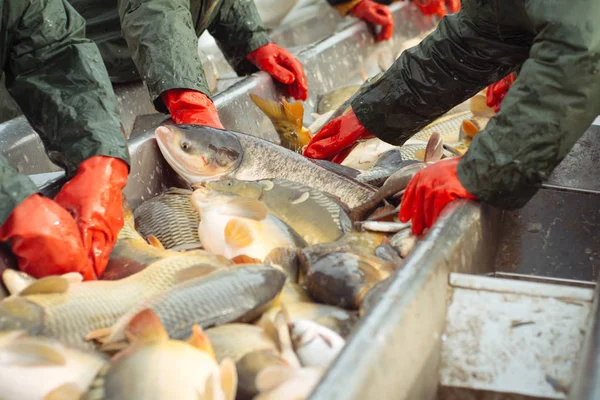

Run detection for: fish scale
[[10, 253, 228, 350], [104, 266, 286, 344], [410, 111, 489, 143]]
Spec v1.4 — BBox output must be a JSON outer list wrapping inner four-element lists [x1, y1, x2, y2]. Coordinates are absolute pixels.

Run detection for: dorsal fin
[[2, 269, 36, 295], [146, 235, 165, 249], [19, 276, 70, 296], [219, 358, 238, 400], [281, 99, 304, 130], [125, 309, 168, 343]]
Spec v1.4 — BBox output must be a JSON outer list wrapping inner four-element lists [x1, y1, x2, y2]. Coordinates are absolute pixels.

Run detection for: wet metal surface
[[495, 188, 600, 282], [544, 125, 600, 194]]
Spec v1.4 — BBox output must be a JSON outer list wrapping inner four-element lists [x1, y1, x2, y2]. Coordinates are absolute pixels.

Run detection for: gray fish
[[155, 125, 377, 209], [359, 277, 394, 318], [133, 188, 200, 250], [355, 150, 415, 187], [390, 229, 419, 258], [96, 266, 286, 350], [206, 178, 352, 245]]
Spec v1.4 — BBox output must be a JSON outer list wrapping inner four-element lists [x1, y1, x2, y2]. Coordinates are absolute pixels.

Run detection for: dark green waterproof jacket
[[352, 0, 600, 209], [67, 0, 271, 113], [0, 0, 130, 225]]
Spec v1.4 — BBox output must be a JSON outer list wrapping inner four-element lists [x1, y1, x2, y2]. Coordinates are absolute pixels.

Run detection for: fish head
[[155, 125, 243, 184], [0, 298, 45, 336], [190, 187, 238, 214], [288, 319, 319, 349], [206, 179, 265, 200]]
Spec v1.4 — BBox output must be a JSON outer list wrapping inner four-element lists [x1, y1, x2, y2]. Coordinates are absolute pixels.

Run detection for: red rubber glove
[[247, 43, 308, 101], [486, 72, 517, 113], [303, 110, 374, 163], [0, 194, 93, 280], [399, 157, 477, 236], [54, 156, 129, 279], [413, 0, 460, 18], [350, 0, 394, 42], [161, 89, 224, 128]]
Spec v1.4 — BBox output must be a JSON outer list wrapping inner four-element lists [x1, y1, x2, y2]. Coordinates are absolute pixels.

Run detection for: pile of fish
[[0, 69, 493, 399]]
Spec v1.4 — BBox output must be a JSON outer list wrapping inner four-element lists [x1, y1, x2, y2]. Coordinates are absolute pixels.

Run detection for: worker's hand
[[161, 89, 224, 128], [303, 110, 374, 163], [55, 156, 129, 279], [247, 43, 308, 101], [399, 157, 477, 236], [350, 0, 394, 42], [486, 73, 517, 113], [0, 194, 93, 279], [412, 0, 460, 18]]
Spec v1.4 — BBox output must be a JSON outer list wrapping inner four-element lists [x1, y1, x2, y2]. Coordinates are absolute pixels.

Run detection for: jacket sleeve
[[351, 9, 530, 145], [207, 0, 271, 76], [457, 0, 600, 209], [0, 156, 38, 225], [5, 0, 130, 178], [118, 0, 212, 112], [326, 0, 363, 16]]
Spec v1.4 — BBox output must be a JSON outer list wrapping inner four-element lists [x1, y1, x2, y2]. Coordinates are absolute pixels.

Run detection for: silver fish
[[155, 125, 377, 208]]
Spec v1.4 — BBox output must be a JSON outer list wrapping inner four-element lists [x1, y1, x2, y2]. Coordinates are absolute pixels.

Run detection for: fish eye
[[181, 141, 191, 151]]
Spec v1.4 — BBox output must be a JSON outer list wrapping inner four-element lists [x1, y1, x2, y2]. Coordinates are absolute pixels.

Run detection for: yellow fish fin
[[175, 265, 218, 284], [414, 148, 426, 162], [1, 341, 66, 366], [461, 119, 480, 139], [146, 235, 165, 249], [84, 327, 112, 342], [222, 197, 268, 221], [125, 309, 169, 343], [19, 276, 70, 296], [231, 255, 262, 264], [281, 99, 304, 130], [100, 341, 129, 353], [187, 325, 215, 359], [2, 269, 36, 295], [219, 358, 238, 400], [225, 219, 255, 249], [250, 93, 286, 123], [44, 383, 82, 400]]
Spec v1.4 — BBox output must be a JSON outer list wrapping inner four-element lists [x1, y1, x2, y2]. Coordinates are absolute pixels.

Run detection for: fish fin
[[61, 272, 83, 284], [121, 196, 136, 231], [0, 341, 66, 366], [44, 383, 82, 400], [2, 269, 36, 295], [146, 235, 165, 249], [191, 183, 205, 190], [125, 308, 169, 343], [461, 119, 480, 139], [281, 99, 304, 130], [249, 93, 286, 123], [414, 148, 426, 162], [99, 341, 129, 353], [224, 219, 254, 249], [188, 325, 216, 359], [84, 327, 112, 342], [311, 112, 321, 119], [231, 255, 262, 264], [19, 276, 70, 296], [175, 265, 217, 284], [255, 366, 296, 392], [274, 310, 301, 368], [257, 315, 280, 348], [310, 159, 360, 179], [222, 198, 268, 220], [219, 358, 238, 400]]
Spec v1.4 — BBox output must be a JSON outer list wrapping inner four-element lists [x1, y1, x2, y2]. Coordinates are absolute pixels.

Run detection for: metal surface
[[495, 188, 600, 282], [441, 274, 592, 399]]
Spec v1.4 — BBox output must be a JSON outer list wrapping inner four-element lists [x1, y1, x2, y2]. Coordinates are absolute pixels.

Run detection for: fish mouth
[[155, 126, 210, 184]]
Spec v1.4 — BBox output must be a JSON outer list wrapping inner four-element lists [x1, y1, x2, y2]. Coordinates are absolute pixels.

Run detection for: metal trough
[[1, 2, 599, 399]]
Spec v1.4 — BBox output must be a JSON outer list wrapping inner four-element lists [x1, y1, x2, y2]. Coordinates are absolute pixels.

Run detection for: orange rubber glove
[[486, 72, 517, 113], [0, 194, 93, 280], [247, 43, 308, 101], [161, 89, 224, 128], [54, 156, 129, 279], [399, 157, 477, 235], [350, 0, 394, 42], [303, 110, 375, 163], [413, 0, 460, 18]]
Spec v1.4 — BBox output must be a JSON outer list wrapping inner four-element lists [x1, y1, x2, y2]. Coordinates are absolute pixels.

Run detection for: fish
[[249, 94, 312, 153], [300, 250, 394, 310], [265, 247, 301, 282], [341, 138, 398, 170], [359, 277, 394, 317], [206, 178, 352, 245], [350, 162, 428, 222], [354, 150, 415, 187], [259, 302, 358, 338], [254, 365, 325, 400], [357, 220, 412, 233], [86, 309, 236, 400], [191, 187, 306, 262], [154, 124, 377, 208], [0, 331, 106, 400], [235, 350, 288, 400], [375, 243, 404, 267], [409, 110, 489, 144], [91, 265, 287, 349], [289, 319, 345, 368], [390, 229, 419, 258], [271, 280, 313, 307], [0, 246, 230, 350], [133, 187, 201, 250], [205, 324, 278, 363], [316, 85, 361, 115]]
